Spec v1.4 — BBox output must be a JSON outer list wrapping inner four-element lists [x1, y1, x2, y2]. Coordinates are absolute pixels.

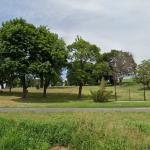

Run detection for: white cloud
[[0, 0, 150, 63]]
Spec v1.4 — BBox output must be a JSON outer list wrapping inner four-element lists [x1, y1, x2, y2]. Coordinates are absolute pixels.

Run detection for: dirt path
[[0, 108, 150, 112]]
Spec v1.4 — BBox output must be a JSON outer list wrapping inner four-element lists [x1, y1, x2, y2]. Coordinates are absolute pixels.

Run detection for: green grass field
[[0, 80, 150, 108], [1, 80, 150, 149], [0, 112, 150, 150]]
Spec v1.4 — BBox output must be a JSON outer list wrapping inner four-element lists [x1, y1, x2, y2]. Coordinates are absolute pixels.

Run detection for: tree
[[0, 52, 5, 89], [135, 60, 150, 101], [2, 58, 18, 93], [0, 18, 37, 98], [136, 60, 150, 89], [31, 26, 68, 97], [92, 62, 111, 84], [67, 36, 101, 98], [103, 50, 136, 85]]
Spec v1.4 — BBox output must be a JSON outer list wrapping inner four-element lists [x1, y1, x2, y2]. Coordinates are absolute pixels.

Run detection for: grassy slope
[[0, 112, 150, 150], [0, 80, 150, 108]]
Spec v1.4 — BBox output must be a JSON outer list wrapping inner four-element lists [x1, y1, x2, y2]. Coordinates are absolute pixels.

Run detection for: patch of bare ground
[[49, 146, 70, 150]]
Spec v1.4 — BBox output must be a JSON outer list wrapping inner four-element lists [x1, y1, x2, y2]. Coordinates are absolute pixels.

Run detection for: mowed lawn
[[0, 112, 150, 149], [0, 80, 150, 108]]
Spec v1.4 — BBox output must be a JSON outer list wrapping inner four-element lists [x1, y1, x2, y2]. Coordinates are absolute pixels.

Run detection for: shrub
[[90, 78, 112, 102]]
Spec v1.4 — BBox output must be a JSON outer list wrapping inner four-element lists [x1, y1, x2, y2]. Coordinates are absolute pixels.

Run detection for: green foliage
[[67, 62, 93, 85], [0, 18, 68, 97], [91, 78, 112, 102], [92, 62, 111, 84], [32, 26, 68, 96], [136, 59, 150, 88], [0, 18, 37, 97], [67, 36, 101, 97]]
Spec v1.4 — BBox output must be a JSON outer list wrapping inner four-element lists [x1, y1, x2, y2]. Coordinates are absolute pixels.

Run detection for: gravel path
[[0, 108, 150, 112]]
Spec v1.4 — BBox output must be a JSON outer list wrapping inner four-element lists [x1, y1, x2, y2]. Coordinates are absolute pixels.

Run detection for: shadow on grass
[[138, 87, 150, 91], [0, 90, 91, 103], [121, 82, 137, 87]]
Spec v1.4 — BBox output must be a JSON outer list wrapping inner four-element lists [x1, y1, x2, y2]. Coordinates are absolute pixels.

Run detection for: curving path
[[0, 108, 150, 112]]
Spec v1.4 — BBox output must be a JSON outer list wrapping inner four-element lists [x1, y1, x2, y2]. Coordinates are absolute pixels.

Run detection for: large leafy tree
[[67, 36, 101, 98], [0, 18, 37, 98], [30, 26, 68, 97]]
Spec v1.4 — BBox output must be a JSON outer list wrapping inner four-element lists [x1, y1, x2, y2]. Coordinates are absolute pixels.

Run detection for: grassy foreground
[[0, 112, 150, 150], [0, 80, 150, 108]]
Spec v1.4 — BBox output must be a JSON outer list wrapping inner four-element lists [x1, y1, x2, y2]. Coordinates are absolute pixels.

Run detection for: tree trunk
[[22, 85, 27, 98], [21, 76, 27, 98], [119, 77, 123, 85], [40, 74, 44, 88], [43, 77, 50, 97], [9, 87, 12, 93], [78, 83, 83, 98], [109, 76, 114, 85], [43, 85, 47, 97], [9, 81, 12, 94]]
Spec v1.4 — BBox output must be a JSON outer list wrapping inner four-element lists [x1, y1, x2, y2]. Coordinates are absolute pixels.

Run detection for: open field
[[0, 80, 150, 150], [0, 112, 150, 150], [0, 80, 150, 108]]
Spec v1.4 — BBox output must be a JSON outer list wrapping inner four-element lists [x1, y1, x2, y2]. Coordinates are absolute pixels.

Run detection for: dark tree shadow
[[0, 90, 91, 103]]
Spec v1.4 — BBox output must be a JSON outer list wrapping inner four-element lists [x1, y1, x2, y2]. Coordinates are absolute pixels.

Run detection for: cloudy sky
[[0, 0, 150, 63]]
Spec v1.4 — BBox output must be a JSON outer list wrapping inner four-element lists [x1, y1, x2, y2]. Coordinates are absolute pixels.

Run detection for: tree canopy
[[0, 18, 138, 99], [67, 36, 101, 97], [33, 26, 68, 97], [103, 50, 136, 84], [136, 59, 150, 88], [0, 18, 68, 97], [0, 18, 37, 98]]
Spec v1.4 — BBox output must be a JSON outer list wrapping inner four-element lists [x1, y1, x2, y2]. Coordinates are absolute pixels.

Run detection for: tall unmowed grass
[[0, 113, 150, 150]]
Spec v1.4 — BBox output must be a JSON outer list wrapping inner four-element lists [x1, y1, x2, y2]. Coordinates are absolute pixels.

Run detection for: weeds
[[0, 113, 150, 150]]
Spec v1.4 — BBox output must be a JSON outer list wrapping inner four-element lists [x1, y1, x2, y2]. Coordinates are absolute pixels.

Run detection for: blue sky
[[0, 0, 150, 64]]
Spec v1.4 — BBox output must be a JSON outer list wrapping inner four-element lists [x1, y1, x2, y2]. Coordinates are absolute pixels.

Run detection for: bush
[[90, 78, 112, 102]]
